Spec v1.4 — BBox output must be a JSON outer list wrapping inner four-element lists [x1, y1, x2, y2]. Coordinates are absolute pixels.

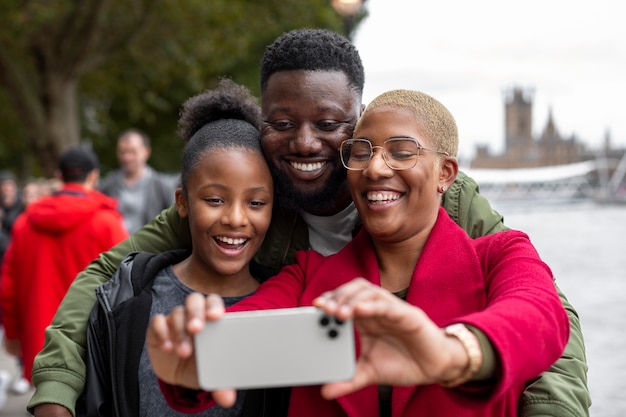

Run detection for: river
[[491, 199, 626, 417]]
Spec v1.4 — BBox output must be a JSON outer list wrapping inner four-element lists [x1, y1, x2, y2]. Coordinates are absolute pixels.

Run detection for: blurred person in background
[[0, 170, 24, 265], [99, 128, 178, 234], [0, 170, 25, 399], [1, 176, 59, 396], [0, 171, 12, 405], [0, 212, 10, 271], [21, 180, 44, 207], [22, 178, 62, 208], [0, 147, 128, 395]]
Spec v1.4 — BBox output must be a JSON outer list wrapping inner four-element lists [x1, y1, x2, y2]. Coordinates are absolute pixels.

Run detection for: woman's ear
[[175, 188, 188, 218], [439, 156, 459, 191]]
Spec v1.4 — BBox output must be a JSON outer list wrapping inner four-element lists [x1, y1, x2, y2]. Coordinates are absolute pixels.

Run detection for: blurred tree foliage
[[0, 0, 360, 179]]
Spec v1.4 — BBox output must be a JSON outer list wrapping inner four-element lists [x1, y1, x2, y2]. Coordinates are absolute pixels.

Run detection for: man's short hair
[[260, 28, 365, 97], [118, 128, 151, 148], [59, 147, 100, 183]]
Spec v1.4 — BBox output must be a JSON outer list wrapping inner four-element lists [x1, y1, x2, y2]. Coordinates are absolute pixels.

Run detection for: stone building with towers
[[471, 87, 588, 169]]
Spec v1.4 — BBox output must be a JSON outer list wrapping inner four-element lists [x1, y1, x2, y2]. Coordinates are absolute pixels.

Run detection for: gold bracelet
[[441, 323, 483, 388]]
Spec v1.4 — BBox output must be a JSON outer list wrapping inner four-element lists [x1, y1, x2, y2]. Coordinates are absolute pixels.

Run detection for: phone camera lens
[[328, 329, 339, 339], [334, 318, 344, 326], [320, 316, 330, 327]]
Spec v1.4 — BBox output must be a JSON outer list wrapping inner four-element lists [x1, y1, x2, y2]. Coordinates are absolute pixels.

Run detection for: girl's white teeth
[[216, 236, 247, 245], [291, 161, 325, 172], [366, 192, 400, 202]]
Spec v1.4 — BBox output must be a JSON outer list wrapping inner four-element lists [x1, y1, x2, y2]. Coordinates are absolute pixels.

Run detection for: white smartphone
[[194, 306, 355, 390]]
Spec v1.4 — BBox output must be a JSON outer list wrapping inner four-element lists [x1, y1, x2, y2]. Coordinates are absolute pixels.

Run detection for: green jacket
[[28, 171, 590, 417]]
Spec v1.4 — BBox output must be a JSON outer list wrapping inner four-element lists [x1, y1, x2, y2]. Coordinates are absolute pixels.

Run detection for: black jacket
[[77, 250, 289, 417]]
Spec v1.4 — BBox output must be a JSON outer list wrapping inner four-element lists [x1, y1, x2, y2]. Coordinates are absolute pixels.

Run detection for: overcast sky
[[352, 0, 625, 162]]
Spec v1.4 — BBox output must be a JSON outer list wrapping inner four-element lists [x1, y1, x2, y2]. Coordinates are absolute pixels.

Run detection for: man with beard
[[29, 29, 589, 417]]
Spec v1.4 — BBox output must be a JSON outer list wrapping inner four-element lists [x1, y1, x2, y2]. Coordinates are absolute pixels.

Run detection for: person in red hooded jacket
[[0, 147, 128, 383]]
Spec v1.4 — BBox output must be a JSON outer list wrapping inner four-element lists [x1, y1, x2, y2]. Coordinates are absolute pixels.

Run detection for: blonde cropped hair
[[358, 90, 458, 157]]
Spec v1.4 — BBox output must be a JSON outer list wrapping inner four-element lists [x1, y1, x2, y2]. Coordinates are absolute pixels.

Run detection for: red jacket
[[164, 208, 569, 416], [0, 184, 128, 380]]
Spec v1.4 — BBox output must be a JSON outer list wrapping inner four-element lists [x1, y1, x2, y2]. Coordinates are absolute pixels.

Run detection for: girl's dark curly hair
[[178, 78, 261, 143], [177, 79, 264, 190]]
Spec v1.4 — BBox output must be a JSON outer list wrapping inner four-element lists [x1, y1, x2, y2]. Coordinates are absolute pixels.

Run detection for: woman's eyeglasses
[[340, 137, 449, 171]]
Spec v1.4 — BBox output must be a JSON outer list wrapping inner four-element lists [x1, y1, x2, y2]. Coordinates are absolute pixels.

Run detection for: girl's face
[[177, 148, 274, 279], [348, 106, 454, 244]]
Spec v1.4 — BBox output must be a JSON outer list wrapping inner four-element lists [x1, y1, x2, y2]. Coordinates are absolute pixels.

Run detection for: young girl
[[78, 79, 277, 417]]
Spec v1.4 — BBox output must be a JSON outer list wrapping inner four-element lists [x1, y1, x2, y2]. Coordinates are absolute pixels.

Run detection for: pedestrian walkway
[[0, 348, 32, 416]]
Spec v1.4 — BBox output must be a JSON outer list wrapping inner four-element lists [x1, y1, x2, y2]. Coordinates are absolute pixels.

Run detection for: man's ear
[[80, 169, 100, 190], [175, 188, 188, 218], [440, 156, 459, 190]]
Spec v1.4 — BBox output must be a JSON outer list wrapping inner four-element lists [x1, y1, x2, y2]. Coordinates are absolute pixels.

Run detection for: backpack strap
[[117, 249, 189, 416], [129, 250, 189, 295]]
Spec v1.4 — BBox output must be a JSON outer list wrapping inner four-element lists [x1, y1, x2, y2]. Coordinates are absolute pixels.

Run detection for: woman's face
[[348, 106, 450, 243], [177, 148, 274, 278]]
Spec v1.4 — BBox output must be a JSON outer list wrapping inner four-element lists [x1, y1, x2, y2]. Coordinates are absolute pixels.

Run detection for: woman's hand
[[313, 278, 470, 399], [146, 292, 239, 407]]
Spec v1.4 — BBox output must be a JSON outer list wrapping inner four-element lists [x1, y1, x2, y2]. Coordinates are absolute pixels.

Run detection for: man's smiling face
[[260, 70, 361, 216]]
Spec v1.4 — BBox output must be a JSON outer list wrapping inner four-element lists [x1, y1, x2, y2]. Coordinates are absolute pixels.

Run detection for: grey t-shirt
[[300, 202, 360, 256], [118, 172, 151, 235], [139, 266, 251, 417]]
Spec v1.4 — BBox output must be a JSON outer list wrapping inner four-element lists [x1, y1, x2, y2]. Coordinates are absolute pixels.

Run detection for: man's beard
[[269, 165, 347, 215]]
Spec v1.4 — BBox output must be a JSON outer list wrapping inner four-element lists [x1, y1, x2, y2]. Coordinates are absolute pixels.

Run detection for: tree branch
[[0, 45, 46, 137]]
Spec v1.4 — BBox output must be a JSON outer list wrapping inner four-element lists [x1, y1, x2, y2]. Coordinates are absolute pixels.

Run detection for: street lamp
[[331, 0, 365, 40]]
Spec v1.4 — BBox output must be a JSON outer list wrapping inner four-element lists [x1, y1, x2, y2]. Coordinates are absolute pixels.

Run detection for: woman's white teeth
[[291, 161, 325, 171], [366, 192, 400, 202], [216, 236, 247, 245]]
